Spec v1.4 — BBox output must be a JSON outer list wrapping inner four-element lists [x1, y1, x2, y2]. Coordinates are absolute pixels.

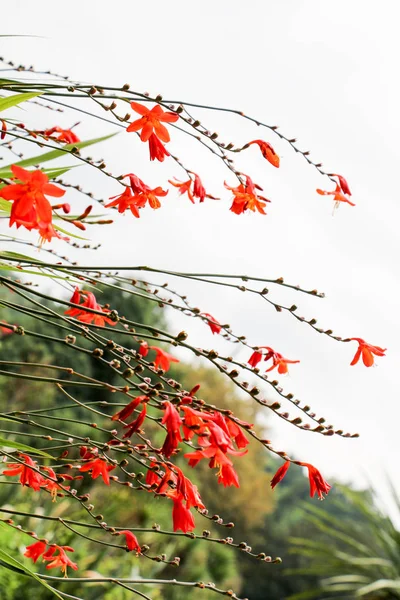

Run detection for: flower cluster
[[65, 288, 117, 327], [24, 541, 78, 576]]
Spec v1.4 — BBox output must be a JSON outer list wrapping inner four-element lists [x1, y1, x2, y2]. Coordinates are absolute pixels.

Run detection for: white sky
[[2, 0, 400, 510]]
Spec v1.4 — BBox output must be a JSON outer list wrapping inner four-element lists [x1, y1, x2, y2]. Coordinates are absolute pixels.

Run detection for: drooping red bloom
[[2, 454, 44, 491], [299, 462, 331, 500], [149, 346, 180, 372], [24, 541, 47, 563], [161, 401, 183, 457], [349, 338, 386, 367], [105, 187, 140, 218], [265, 351, 300, 375], [224, 418, 250, 449], [249, 346, 299, 374], [65, 288, 116, 327], [218, 463, 240, 488], [169, 174, 218, 204], [225, 175, 270, 215], [247, 139, 280, 168], [148, 133, 170, 161], [127, 102, 179, 142], [138, 341, 149, 357], [248, 350, 263, 368], [270, 460, 290, 489], [316, 184, 355, 207], [201, 313, 222, 334], [174, 467, 205, 510], [117, 530, 141, 553], [172, 497, 196, 532], [41, 466, 72, 501], [123, 404, 147, 438], [0, 165, 65, 237], [79, 457, 116, 485], [42, 545, 78, 576], [134, 183, 169, 210], [1, 119, 7, 140], [146, 461, 162, 486], [43, 127, 80, 144], [329, 173, 351, 196], [112, 395, 148, 422], [181, 406, 208, 440]]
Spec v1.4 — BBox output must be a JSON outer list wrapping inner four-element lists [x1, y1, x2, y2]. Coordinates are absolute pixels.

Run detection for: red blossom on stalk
[[1, 119, 7, 139], [2, 454, 44, 491], [149, 346, 180, 372], [316, 184, 355, 207], [43, 126, 80, 144], [42, 545, 78, 576], [79, 457, 115, 485], [169, 174, 217, 203], [349, 338, 386, 367], [112, 395, 148, 422], [117, 530, 141, 553], [138, 341, 149, 357], [65, 288, 116, 327], [0, 321, 14, 336], [329, 173, 352, 196], [248, 346, 299, 374], [0, 165, 65, 242], [225, 175, 270, 215], [127, 102, 179, 162], [123, 404, 147, 438], [201, 312, 222, 334], [41, 466, 73, 501], [299, 462, 331, 500], [172, 497, 196, 532], [134, 183, 168, 210], [105, 187, 140, 218], [24, 541, 48, 563], [270, 461, 290, 489], [247, 139, 280, 168], [161, 401, 183, 457]]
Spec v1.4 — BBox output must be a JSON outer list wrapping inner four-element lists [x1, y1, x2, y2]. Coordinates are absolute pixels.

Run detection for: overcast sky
[[2, 1, 400, 512]]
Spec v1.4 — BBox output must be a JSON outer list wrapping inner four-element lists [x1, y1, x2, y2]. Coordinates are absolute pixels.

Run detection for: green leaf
[[0, 92, 42, 113], [0, 165, 76, 180], [0, 545, 63, 599], [0, 132, 117, 172], [0, 436, 52, 458]]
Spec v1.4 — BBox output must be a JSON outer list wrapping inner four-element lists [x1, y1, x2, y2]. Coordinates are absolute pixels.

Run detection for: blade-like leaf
[[0, 133, 117, 172], [0, 436, 52, 458], [0, 92, 42, 113], [0, 545, 63, 599]]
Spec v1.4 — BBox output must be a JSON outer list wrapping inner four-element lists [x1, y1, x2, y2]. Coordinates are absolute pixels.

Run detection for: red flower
[[181, 406, 208, 440], [138, 341, 149, 357], [247, 139, 280, 168], [349, 338, 386, 367], [148, 133, 170, 161], [41, 466, 71, 501], [224, 418, 250, 449], [169, 174, 217, 204], [299, 462, 331, 500], [172, 498, 196, 533], [106, 187, 139, 218], [218, 463, 240, 488], [112, 395, 148, 422], [79, 457, 116, 485], [201, 313, 222, 335], [123, 404, 147, 438], [1, 119, 7, 140], [249, 346, 299, 374], [2, 454, 44, 491], [248, 350, 263, 368], [161, 402, 183, 458], [127, 102, 179, 143], [329, 173, 351, 196], [42, 545, 78, 576], [65, 288, 116, 327], [265, 351, 300, 375], [149, 346, 179, 372], [117, 530, 141, 553], [134, 183, 168, 210], [225, 175, 270, 215], [316, 184, 355, 207], [270, 461, 290, 489], [24, 541, 47, 563], [0, 165, 65, 235], [44, 127, 80, 144]]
